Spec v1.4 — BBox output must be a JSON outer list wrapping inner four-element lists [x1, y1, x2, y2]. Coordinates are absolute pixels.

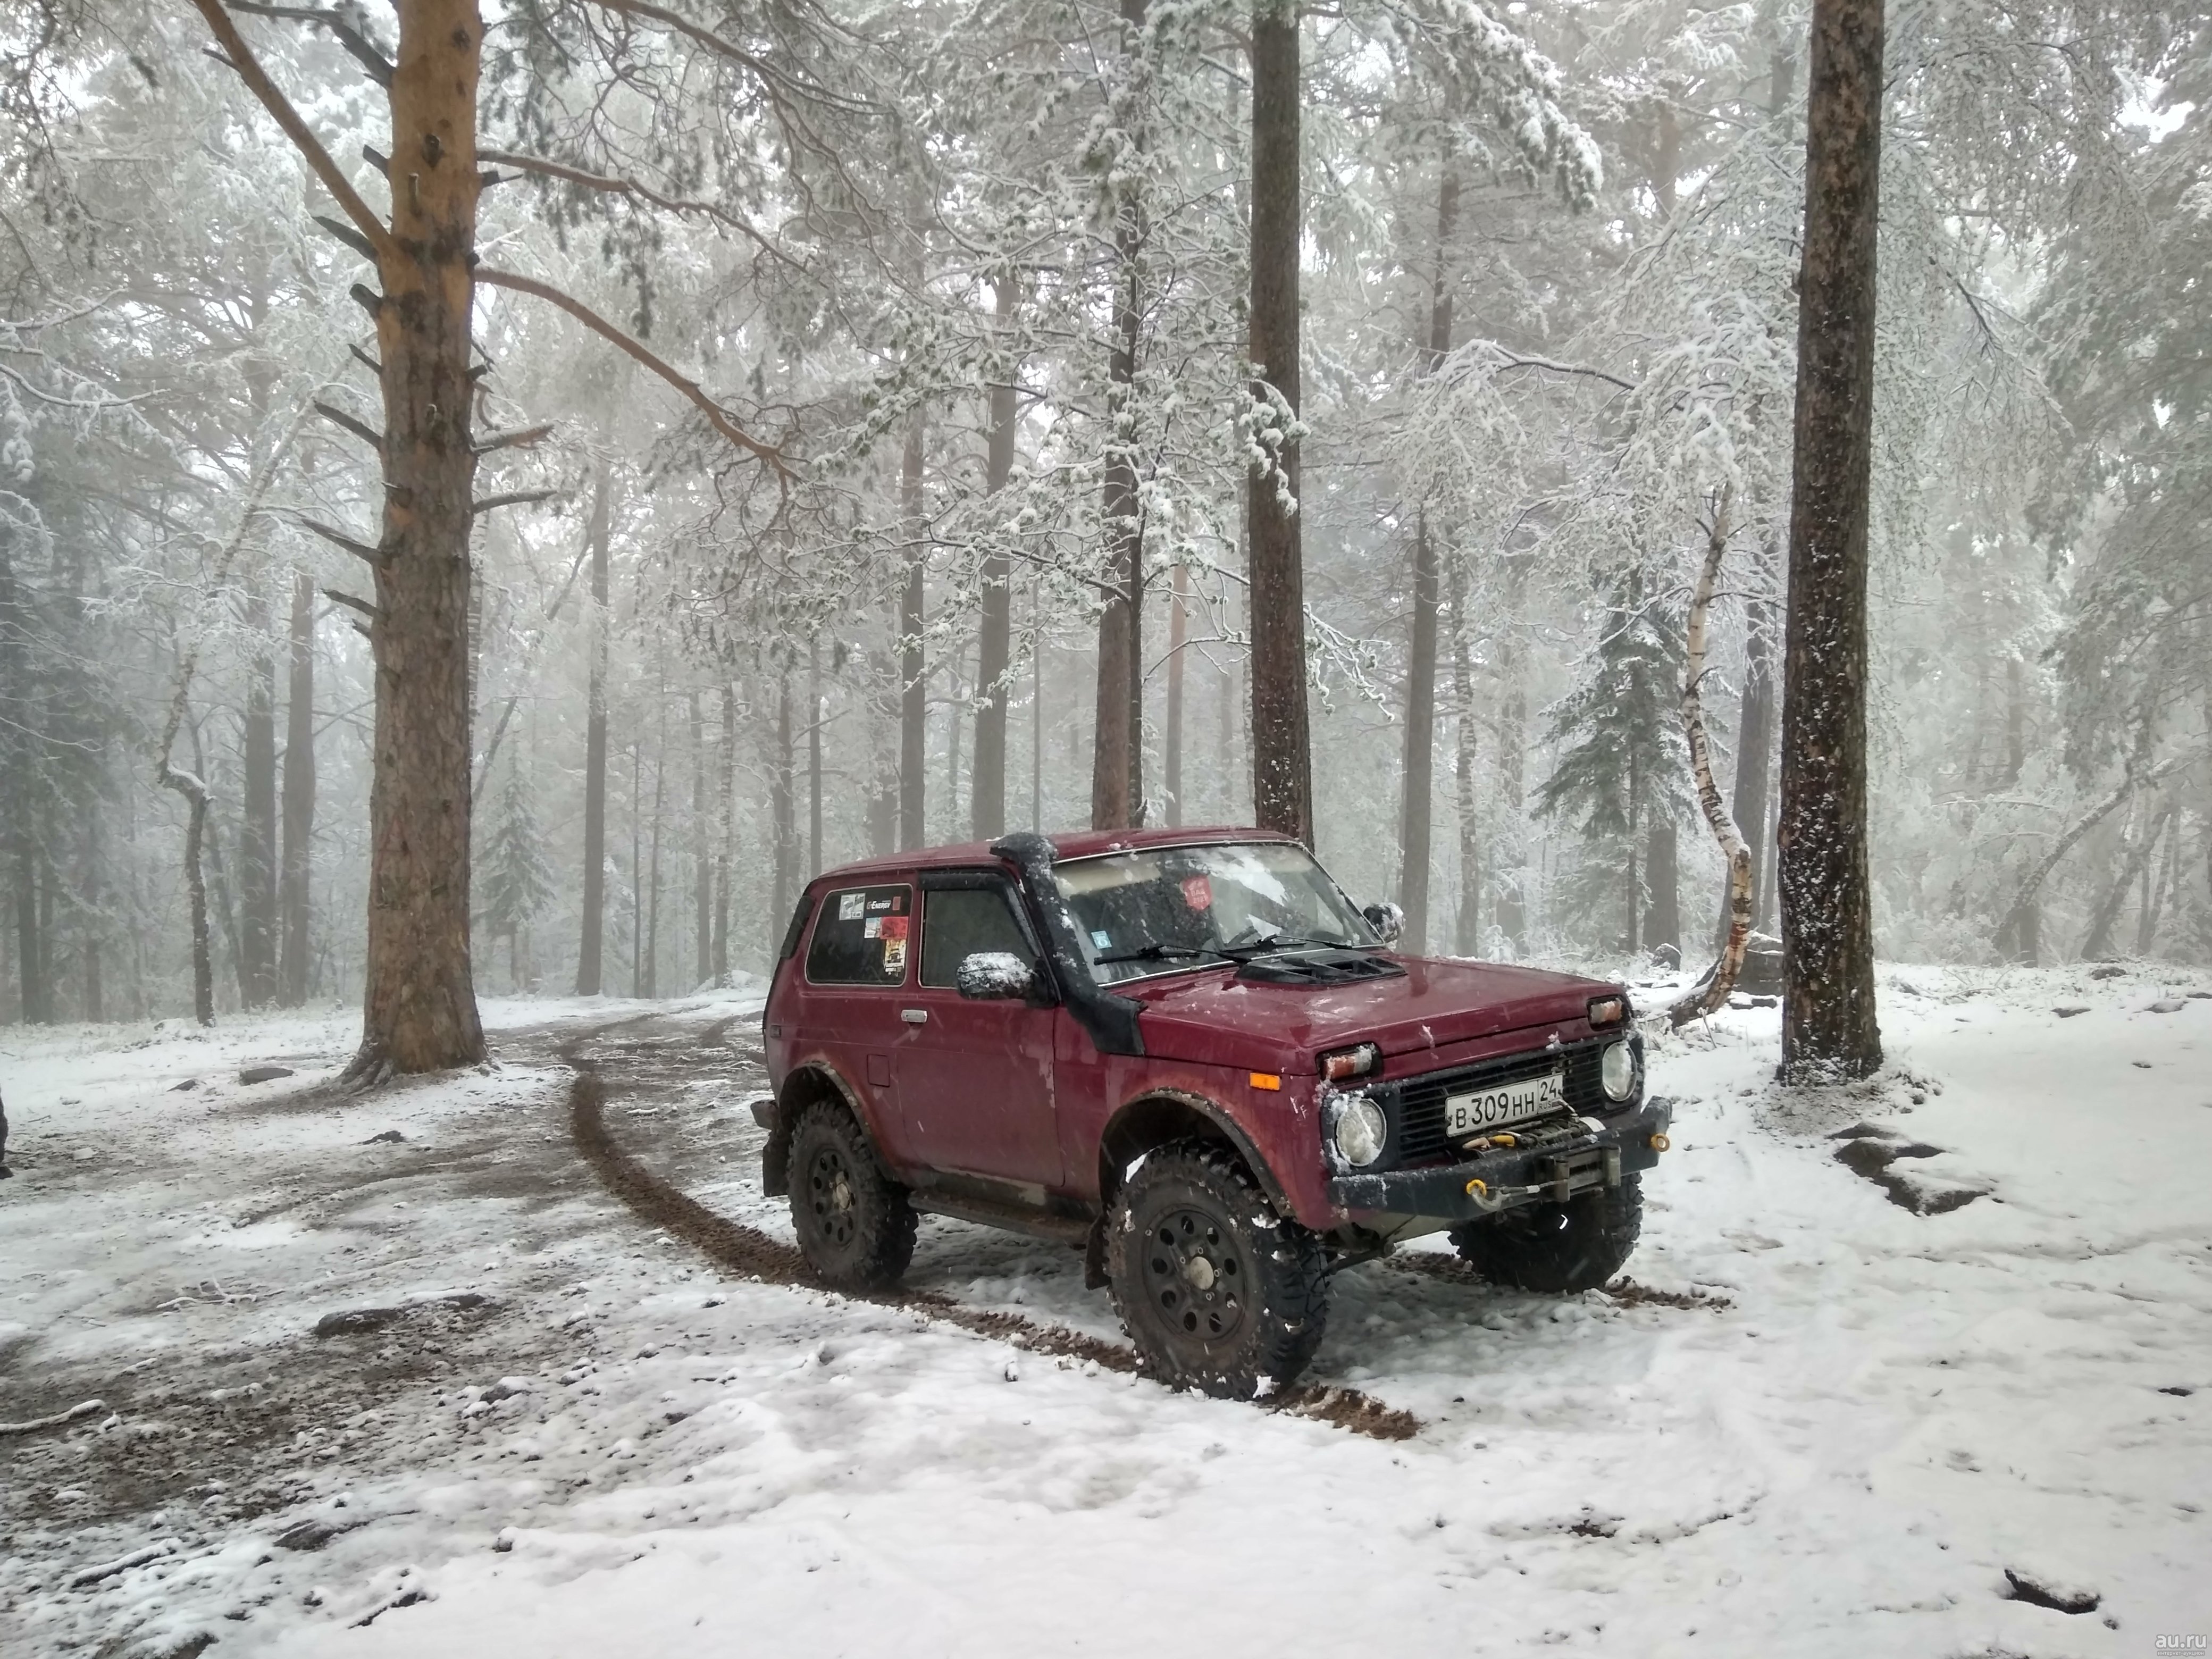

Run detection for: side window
[[921, 885, 1035, 987], [805, 885, 912, 985]]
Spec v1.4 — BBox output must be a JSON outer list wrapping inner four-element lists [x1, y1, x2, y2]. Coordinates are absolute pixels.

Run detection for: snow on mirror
[[956, 951, 1036, 1000]]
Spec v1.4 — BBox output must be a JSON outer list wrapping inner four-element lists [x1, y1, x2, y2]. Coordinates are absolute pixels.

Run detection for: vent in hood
[[1234, 950, 1408, 987]]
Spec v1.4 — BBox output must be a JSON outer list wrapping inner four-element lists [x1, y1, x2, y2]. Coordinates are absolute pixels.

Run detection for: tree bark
[[713, 682, 734, 983], [1093, 12, 1148, 833], [239, 591, 279, 1008], [2083, 793, 2174, 960], [1247, 0, 1312, 844], [1495, 555, 1528, 950], [576, 462, 611, 996], [971, 273, 1018, 840], [808, 635, 823, 877], [278, 570, 316, 1006], [643, 696, 665, 999], [1165, 562, 1187, 827], [1449, 548, 1482, 956], [345, 0, 489, 1077], [772, 664, 796, 945], [690, 689, 710, 986], [899, 411, 927, 849], [1778, 0, 1886, 1080]]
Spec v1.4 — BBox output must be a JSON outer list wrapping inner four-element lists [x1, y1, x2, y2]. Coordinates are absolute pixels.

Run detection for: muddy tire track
[[563, 1021, 1420, 1442]]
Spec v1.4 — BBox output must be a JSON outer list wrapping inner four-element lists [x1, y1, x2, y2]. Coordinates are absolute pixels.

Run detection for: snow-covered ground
[[2, 967, 2207, 1657]]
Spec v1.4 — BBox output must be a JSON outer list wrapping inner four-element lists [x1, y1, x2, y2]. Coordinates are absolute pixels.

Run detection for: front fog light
[[1599, 1040, 1638, 1103], [1333, 1097, 1387, 1167]]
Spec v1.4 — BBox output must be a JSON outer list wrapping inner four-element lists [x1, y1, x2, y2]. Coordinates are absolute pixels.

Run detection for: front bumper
[[1326, 1096, 1673, 1222]]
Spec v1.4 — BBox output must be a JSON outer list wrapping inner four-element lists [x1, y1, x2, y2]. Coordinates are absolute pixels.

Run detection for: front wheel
[[787, 1102, 916, 1291], [1107, 1141, 1328, 1398], [1449, 1175, 1642, 1293]]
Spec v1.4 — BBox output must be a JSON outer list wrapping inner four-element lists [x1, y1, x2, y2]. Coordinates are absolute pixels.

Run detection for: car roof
[[809, 825, 1301, 886]]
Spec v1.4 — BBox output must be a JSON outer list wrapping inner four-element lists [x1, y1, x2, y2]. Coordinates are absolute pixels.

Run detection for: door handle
[[901, 1008, 928, 1025]]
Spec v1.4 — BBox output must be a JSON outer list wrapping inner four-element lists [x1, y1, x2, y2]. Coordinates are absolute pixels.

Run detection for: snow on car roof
[[809, 825, 1301, 884]]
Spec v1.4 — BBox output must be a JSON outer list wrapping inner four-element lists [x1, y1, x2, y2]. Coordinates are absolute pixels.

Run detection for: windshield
[[1050, 842, 1377, 985]]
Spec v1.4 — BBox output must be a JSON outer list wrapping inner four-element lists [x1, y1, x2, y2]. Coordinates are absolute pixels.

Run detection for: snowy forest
[[2, 0, 2205, 1055]]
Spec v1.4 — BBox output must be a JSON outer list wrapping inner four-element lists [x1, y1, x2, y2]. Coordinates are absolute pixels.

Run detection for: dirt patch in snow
[[564, 1023, 1421, 1440]]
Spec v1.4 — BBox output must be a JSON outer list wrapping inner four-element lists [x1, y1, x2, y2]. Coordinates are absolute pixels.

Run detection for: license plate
[[1445, 1070, 1565, 1138]]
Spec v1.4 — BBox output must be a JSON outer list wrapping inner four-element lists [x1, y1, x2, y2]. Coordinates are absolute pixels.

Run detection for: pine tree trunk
[[2083, 794, 2173, 960], [773, 665, 796, 949], [1396, 169, 1457, 956], [643, 699, 665, 999], [972, 274, 1018, 840], [183, 788, 213, 1027], [900, 412, 927, 849], [345, 0, 488, 1078], [278, 571, 316, 1006], [1247, 0, 1312, 844], [1495, 556, 1528, 950], [1646, 820, 1679, 953], [239, 593, 279, 1008], [690, 689, 710, 986], [809, 636, 823, 877], [1093, 40, 1147, 833], [1165, 563, 1187, 827], [1625, 749, 1642, 957], [1031, 580, 1045, 830], [713, 683, 734, 983], [1449, 550, 1482, 956], [576, 464, 610, 996], [1778, 0, 1886, 1080], [1398, 514, 1440, 954]]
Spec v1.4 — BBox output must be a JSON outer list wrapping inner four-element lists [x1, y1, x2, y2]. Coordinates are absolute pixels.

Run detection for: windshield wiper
[[1218, 933, 1365, 958], [1092, 942, 1228, 967]]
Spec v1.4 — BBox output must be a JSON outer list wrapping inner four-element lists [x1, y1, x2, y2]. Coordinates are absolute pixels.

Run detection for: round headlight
[[1333, 1097, 1387, 1167], [1599, 1040, 1638, 1103]]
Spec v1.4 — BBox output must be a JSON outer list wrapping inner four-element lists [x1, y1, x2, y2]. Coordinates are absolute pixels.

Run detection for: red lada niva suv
[[756, 827, 1672, 1397]]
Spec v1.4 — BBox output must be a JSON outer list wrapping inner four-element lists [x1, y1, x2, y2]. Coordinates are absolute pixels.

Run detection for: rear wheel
[[1449, 1175, 1642, 1293], [787, 1102, 916, 1291], [1107, 1141, 1328, 1398]]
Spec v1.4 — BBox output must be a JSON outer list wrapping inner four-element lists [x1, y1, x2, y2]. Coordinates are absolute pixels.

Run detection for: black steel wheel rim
[[806, 1144, 859, 1250], [1140, 1203, 1247, 1346]]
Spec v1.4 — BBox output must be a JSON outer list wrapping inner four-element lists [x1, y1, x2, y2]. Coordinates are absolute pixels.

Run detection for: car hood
[[1119, 955, 1616, 1070]]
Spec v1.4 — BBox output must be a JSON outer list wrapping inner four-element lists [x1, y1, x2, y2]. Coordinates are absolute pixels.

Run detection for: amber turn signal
[[1318, 1041, 1380, 1082], [1587, 995, 1627, 1026], [1649, 1133, 1670, 1152], [1464, 1178, 1488, 1199], [1250, 1072, 1281, 1091]]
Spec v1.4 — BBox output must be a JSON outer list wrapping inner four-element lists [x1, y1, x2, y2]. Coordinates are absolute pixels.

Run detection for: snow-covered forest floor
[[2, 968, 2207, 1658]]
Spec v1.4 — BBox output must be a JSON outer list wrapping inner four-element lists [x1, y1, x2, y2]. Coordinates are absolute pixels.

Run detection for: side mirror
[[957, 951, 1037, 1001], [1362, 902, 1404, 946]]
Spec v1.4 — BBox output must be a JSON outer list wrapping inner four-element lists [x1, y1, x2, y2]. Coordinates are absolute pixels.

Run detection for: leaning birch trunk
[[1671, 491, 1753, 1028], [1994, 757, 2176, 957]]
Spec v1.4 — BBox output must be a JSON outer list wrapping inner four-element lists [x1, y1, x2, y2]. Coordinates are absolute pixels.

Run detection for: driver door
[[892, 871, 1062, 1189]]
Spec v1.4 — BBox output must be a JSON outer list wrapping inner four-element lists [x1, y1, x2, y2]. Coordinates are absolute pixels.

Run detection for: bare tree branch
[[224, 1, 395, 87], [188, 0, 398, 263], [473, 422, 554, 454], [471, 489, 560, 515], [295, 513, 384, 566], [323, 586, 382, 622], [475, 266, 791, 475], [312, 398, 382, 449], [479, 149, 797, 271]]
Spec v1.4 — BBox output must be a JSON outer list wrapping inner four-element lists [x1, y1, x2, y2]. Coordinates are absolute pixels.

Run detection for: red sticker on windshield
[[1182, 875, 1213, 911], [879, 914, 909, 941]]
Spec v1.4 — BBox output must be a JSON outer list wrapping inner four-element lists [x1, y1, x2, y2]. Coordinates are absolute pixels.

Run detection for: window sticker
[[864, 917, 882, 940], [1181, 874, 1213, 911], [880, 914, 909, 941], [839, 892, 867, 921], [1091, 929, 1112, 948], [882, 936, 907, 975]]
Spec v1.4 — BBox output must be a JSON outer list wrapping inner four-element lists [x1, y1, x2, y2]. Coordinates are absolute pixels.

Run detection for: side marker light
[[1250, 1073, 1281, 1092], [1649, 1133, 1670, 1152]]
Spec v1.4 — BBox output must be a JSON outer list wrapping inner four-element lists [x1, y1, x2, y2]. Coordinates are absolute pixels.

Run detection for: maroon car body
[[758, 827, 1671, 1251]]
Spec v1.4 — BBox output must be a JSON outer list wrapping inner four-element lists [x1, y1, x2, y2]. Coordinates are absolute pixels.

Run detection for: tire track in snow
[[562, 1019, 1420, 1442]]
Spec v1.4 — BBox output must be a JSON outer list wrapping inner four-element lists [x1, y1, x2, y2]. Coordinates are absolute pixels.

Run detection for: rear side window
[[805, 885, 911, 985], [778, 894, 814, 962], [921, 885, 1034, 987]]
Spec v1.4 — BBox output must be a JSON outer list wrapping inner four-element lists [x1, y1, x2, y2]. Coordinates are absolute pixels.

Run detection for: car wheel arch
[[767, 1062, 876, 1198], [1096, 1088, 1293, 1219]]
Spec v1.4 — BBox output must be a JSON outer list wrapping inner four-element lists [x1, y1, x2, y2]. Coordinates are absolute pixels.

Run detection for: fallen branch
[[1, 1398, 105, 1437], [70, 1538, 179, 1587]]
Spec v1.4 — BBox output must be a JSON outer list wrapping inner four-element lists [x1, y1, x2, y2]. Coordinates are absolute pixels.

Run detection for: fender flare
[[765, 1060, 876, 1198], [1097, 1086, 1296, 1220]]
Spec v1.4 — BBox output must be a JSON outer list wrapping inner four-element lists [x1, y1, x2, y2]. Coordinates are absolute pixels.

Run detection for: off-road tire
[[1449, 1175, 1642, 1294], [1107, 1140, 1328, 1398], [787, 1101, 916, 1291]]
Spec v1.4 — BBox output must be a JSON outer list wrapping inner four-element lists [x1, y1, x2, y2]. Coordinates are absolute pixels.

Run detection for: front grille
[[1382, 1040, 1618, 1166]]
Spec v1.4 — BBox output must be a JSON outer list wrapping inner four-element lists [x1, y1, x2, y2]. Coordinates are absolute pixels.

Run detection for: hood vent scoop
[[1234, 950, 1408, 987]]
